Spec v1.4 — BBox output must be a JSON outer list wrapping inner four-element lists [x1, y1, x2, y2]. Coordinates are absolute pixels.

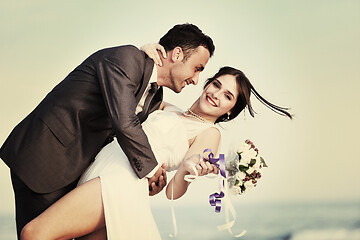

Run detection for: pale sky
[[0, 0, 359, 214]]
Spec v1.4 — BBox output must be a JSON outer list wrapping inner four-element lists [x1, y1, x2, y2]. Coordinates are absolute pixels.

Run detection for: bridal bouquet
[[225, 139, 267, 195]]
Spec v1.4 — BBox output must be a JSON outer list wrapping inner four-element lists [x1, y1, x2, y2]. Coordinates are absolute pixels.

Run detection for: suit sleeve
[[93, 47, 157, 178]]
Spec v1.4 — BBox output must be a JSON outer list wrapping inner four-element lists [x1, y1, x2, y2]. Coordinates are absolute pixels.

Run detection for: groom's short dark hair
[[159, 23, 215, 61]]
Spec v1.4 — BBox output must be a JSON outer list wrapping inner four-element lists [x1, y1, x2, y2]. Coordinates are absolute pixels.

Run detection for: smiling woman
[[186, 66, 293, 124], [193, 74, 240, 123]]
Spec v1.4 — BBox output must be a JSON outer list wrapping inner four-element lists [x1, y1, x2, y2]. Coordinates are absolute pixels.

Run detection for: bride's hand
[[140, 43, 166, 66], [182, 154, 219, 177], [148, 163, 167, 196]]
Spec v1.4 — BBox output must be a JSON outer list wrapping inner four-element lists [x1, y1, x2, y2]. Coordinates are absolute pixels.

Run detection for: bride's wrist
[[178, 163, 192, 176], [175, 167, 190, 182]]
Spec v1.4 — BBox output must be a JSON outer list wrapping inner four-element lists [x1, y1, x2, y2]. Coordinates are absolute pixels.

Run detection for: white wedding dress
[[77, 106, 215, 239]]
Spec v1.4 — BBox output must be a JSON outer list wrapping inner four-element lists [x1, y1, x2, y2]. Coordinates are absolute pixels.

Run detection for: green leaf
[[260, 157, 268, 167], [249, 159, 256, 167], [235, 179, 240, 185], [238, 165, 249, 172]]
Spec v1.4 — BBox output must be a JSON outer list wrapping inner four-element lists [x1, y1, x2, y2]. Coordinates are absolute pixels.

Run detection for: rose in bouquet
[[226, 139, 267, 195]]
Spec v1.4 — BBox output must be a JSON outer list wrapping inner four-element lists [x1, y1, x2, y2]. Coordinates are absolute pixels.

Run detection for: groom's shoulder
[[93, 45, 143, 58], [89, 45, 147, 66]]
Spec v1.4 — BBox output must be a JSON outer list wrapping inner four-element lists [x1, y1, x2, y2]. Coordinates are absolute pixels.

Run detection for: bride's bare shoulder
[[160, 101, 184, 114]]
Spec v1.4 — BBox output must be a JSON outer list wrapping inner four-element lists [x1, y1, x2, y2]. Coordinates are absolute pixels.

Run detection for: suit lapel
[[135, 57, 155, 103]]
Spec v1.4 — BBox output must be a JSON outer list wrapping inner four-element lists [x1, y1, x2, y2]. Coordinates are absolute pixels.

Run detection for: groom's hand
[[148, 163, 167, 196]]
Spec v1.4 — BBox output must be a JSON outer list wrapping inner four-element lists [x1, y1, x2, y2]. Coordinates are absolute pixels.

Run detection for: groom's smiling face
[[168, 46, 210, 93]]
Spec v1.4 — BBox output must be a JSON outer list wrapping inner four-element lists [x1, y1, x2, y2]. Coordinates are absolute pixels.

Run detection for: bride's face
[[199, 74, 239, 119]]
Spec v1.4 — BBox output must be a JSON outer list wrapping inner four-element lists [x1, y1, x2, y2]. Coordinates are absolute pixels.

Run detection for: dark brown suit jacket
[[0, 45, 159, 193]]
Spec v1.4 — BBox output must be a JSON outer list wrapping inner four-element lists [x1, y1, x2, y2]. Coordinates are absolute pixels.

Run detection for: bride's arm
[[165, 127, 221, 200], [140, 43, 166, 66]]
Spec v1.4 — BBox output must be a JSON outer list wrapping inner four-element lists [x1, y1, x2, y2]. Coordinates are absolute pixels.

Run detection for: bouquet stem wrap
[[205, 149, 226, 213], [206, 149, 247, 237]]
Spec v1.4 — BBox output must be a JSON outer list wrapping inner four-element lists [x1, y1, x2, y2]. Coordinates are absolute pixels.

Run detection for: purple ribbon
[[204, 149, 226, 213]]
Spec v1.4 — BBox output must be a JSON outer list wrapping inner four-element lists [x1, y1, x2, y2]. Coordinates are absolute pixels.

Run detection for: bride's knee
[[21, 220, 46, 240], [21, 221, 35, 240]]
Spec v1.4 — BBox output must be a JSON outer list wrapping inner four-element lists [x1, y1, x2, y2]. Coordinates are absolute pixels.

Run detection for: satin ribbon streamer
[[170, 149, 246, 238], [183, 149, 227, 213], [205, 149, 226, 213]]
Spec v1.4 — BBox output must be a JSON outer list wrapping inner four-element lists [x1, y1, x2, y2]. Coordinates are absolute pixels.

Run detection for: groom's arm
[[92, 46, 158, 179]]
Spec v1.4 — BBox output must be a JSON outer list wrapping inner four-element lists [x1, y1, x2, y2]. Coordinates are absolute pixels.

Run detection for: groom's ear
[[171, 47, 184, 63]]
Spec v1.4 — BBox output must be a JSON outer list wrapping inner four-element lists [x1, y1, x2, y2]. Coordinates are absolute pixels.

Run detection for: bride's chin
[[194, 106, 207, 115], [200, 103, 216, 114]]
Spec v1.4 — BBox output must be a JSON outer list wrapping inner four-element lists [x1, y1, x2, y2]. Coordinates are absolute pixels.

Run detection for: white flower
[[231, 185, 242, 195], [235, 171, 246, 181], [238, 155, 251, 166], [244, 181, 254, 191], [246, 148, 258, 158], [246, 167, 255, 175], [239, 151, 256, 166]]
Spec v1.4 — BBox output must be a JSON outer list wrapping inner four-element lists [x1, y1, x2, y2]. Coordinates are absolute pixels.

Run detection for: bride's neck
[[188, 99, 216, 123]]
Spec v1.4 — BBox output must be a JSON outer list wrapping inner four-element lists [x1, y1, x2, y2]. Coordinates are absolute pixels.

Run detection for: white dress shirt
[[135, 66, 160, 178], [135, 66, 158, 114]]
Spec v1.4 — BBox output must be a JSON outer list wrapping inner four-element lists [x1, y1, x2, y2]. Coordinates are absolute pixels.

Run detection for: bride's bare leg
[[77, 227, 107, 240], [21, 178, 105, 240]]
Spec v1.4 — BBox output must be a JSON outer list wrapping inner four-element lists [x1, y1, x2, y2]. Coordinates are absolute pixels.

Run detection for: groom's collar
[[149, 65, 157, 85]]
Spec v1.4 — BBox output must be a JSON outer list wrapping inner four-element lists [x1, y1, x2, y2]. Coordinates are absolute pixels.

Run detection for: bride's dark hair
[[204, 66, 293, 123]]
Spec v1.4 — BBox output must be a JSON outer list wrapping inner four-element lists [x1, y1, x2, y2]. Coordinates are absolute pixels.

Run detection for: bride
[[20, 46, 292, 240]]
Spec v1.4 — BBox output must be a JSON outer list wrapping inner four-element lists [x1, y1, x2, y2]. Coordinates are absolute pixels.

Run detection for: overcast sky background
[[0, 0, 359, 216]]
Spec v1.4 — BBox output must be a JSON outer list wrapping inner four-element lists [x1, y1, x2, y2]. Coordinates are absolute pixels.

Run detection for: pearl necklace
[[183, 109, 213, 124]]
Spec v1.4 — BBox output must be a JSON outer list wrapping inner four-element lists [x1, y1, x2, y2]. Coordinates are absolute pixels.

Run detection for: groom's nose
[[192, 72, 200, 85]]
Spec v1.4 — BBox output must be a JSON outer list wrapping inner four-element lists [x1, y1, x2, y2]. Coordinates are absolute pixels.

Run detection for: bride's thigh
[[76, 227, 107, 240], [21, 178, 105, 240]]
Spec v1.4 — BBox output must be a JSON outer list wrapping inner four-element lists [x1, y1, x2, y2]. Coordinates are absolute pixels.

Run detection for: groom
[[0, 23, 215, 237]]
